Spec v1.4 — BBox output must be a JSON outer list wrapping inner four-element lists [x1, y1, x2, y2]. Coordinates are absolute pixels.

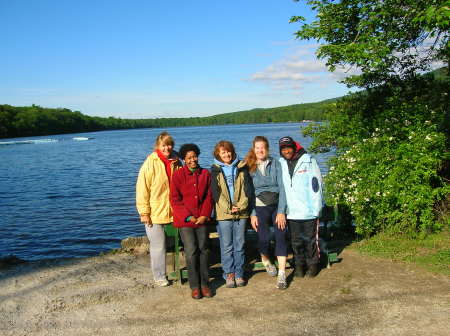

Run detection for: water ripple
[[0, 123, 331, 260]]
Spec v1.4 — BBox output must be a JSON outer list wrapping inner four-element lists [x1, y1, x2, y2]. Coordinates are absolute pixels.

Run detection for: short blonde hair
[[154, 131, 174, 150]]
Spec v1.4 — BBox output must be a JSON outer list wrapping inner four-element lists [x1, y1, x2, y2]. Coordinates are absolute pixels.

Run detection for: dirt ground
[[1, 246, 449, 336]]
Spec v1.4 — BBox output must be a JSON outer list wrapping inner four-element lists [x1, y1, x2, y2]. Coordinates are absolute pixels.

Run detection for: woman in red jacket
[[170, 143, 213, 299]]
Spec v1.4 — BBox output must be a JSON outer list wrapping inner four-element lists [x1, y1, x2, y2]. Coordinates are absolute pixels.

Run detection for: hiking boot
[[276, 272, 287, 290], [225, 273, 236, 288], [201, 286, 213, 298], [306, 264, 319, 278], [294, 265, 305, 278], [191, 288, 202, 299], [235, 277, 246, 287], [264, 263, 278, 277]]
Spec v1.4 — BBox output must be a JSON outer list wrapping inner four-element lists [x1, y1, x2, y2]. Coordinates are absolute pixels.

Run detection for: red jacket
[[170, 165, 213, 228]]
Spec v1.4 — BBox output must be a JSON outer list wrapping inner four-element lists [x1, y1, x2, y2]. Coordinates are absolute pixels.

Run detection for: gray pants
[[145, 223, 168, 281]]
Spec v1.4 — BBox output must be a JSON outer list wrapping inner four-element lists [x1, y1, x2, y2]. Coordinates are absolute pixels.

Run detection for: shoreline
[[0, 236, 150, 268]]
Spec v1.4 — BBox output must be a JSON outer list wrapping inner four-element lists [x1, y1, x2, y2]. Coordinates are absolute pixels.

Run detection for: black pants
[[255, 205, 288, 257], [179, 226, 210, 289], [288, 219, 320, 267]]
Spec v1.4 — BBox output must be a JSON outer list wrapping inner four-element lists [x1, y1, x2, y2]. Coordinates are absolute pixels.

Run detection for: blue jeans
[[217, 218, 247, 279]]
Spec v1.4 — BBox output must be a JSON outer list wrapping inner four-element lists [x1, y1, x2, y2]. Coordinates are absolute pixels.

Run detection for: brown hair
[[154, 131, 174, 150], [213, 140, 236, 162], [244, 136, 269, 173]]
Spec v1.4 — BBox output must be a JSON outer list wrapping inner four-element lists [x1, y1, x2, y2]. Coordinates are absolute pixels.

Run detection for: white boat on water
[[0, 139, 58, 145], [72, 137, 92, 141]]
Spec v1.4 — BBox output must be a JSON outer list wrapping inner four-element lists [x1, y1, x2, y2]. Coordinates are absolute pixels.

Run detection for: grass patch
[[350, 230, 450, 275]]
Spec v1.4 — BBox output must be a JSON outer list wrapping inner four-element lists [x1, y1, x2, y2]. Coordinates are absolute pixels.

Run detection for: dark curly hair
[[178, 143, 200, 160]]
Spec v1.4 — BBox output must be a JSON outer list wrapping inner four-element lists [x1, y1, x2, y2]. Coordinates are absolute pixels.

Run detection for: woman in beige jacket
[[136, 131, 181, 286]]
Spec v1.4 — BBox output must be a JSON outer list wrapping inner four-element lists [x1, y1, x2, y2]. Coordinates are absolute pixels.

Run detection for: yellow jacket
[[136, 152, 181, 224]]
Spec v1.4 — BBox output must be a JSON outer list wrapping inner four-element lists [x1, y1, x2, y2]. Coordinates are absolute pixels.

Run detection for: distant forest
[[0, 98, 335, 138]]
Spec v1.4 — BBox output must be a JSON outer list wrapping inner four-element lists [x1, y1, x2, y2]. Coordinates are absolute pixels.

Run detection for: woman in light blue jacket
[[278, 136, 324, 278], [245, 136, 288, 289]]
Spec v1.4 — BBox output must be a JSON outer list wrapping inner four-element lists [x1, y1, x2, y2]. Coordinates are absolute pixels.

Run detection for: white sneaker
[[155, 279, 169, 287], [276, 272, 287, 290], [264, 263, 278, 277]]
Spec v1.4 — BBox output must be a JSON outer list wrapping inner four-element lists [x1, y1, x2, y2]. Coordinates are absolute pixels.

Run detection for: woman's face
[[158, 141, 173, 158], [254, 141, 268, 161], [184, 151, 199, 169], [218, 147, 233, 165]]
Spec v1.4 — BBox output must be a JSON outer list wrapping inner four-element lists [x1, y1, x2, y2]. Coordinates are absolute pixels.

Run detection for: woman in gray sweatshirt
[[245, 136, 288, 290]]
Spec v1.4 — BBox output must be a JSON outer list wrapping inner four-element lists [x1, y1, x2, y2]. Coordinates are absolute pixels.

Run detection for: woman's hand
[[195, 216, 208, 225], [189, 216, 198, 224], [250, 215, 258, 232], [140, 214, 152, 227], [231, 206, 240, 213], [275, 213, 286, 230]]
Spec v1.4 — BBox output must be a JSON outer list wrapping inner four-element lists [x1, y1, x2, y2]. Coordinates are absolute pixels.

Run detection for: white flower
[[425, 135, 431, 140], [389, 137, 394, 141], [376, 192, 380, 197], [365, 198, 369, 202], [375, 128, 379, 132], [363, 138, 367, 142], [425, 120, 431, 125], [408, 136, 412, 140]]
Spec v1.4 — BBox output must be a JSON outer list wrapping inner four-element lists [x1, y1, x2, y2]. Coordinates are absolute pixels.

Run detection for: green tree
[[296, 0, 450, 236], [291, 0, 449, 88]]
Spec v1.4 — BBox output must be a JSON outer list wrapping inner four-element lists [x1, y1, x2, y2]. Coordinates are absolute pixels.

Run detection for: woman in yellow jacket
[[136, 131, 181, 286]]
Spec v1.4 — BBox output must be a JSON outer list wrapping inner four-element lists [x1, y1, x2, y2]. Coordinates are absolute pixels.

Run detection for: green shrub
[[305, 74, 450, 237]]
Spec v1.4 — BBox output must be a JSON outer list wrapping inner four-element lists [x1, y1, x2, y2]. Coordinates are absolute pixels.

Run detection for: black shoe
[[294, 266, 305, 278], [305, 264, 319, 278]]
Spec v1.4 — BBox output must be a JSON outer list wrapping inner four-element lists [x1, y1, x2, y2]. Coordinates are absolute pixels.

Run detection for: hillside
[[0, 98, 335, 139]]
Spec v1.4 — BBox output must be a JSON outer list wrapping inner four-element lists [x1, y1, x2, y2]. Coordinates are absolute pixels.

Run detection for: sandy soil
[[1, 247, 449, 336]]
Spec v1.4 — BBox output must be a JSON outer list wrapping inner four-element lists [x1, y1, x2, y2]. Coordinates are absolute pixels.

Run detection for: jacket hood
[[213, 156, 239, 168], [280, 141, 306, 161]]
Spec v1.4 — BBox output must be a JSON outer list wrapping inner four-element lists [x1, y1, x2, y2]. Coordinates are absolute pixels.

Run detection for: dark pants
[[179, 226, 210, 289], [255, 205, 288, 257], [288, 219, 320, 267]]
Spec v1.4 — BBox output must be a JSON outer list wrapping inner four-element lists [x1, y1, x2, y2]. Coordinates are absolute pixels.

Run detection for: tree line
[[0, 99, 333, 139]]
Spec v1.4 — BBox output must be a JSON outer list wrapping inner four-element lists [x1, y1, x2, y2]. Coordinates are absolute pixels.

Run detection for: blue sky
[[0, 0, 352, 118]]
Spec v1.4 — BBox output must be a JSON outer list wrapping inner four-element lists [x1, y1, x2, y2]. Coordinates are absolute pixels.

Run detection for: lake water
[[0, 123, 333, 261]]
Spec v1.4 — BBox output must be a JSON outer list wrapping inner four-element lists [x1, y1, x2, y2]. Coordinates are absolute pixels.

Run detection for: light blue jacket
[[213, 157, 239, 202], [249, 157, 287, 216], [279, 153, 324, 220]]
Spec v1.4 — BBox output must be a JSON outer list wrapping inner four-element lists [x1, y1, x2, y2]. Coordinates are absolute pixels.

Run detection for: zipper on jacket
[[219, 168, 234, 209]]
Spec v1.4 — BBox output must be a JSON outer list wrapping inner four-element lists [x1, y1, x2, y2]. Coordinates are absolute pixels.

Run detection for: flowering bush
[[305, 74, 449, 237]]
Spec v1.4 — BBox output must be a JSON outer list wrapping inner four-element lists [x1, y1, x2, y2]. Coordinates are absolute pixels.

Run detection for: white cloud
[[247, 44, 337, 92], [247, 42, 364, 93]]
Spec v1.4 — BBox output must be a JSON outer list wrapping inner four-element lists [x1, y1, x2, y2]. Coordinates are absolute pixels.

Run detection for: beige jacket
[[136, 152, 181, 224], [210, 160, 253, 221]]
